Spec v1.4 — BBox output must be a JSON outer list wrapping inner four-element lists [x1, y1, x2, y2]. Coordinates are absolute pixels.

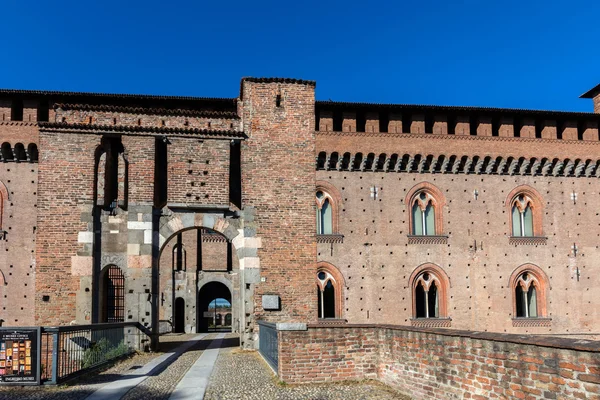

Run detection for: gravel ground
[[0, 332, 208, 400], [204, 345, 411, 400], [0, 333, 411, 400]]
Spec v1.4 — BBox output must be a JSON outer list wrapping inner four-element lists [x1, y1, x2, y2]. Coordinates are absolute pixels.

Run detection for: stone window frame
[[316, 181, 342, 236], [505, 185, 545, 243], [509, 263, 550, 325], [316, 261, 345, 320], [409, 263, 451, 327], [405, 182, 447, 242]]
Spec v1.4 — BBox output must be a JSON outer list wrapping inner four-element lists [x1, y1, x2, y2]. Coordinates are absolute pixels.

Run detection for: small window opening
[[332, 110, 343, 132], [356, 111, 366, 133], [10, 100, 23, 121], [469, 115, 478, 136], [379, 112, 389, 133], [276, 94, 282, 107]]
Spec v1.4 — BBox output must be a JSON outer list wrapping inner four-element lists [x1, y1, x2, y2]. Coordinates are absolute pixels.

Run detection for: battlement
[[315, 101, 600, 141]]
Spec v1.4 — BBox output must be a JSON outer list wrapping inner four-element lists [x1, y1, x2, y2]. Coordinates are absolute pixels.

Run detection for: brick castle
[[0, 79, 599, 397]]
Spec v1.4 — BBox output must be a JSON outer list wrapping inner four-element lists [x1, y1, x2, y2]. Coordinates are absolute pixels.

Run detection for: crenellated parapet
[[316, 101, 600, 142]]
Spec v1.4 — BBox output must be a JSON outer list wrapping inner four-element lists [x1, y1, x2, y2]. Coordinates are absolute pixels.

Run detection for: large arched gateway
[[158, 227, 239, 335]]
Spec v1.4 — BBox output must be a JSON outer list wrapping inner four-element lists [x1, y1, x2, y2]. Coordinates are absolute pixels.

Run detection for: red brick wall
[[0, 123, 39, 326], [279, 325, 600, 399], [167, 138, 230, 206], [241, 79, 317, 323], [35, 131, 99, 325]]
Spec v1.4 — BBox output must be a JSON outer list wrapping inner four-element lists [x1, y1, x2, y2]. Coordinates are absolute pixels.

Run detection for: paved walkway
[[0, 332, 409, 400]]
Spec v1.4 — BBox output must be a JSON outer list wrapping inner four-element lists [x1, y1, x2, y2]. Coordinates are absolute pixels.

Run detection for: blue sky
[[1, 1, 598, 111]]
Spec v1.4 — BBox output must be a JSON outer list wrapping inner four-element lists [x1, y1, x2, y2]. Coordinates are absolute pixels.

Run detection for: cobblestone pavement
[[0, 333, 410, 400], [0, 333, 211, 400], [204, 346, 411, 400]]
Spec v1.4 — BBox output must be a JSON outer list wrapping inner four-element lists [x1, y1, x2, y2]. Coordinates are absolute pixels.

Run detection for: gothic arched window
[[406, 182, 446, 237], [315, 181, 342, 236], [316, 262, 344, 319], [511, 195, 534, 237], [316, 191, 333, 235], [510, 264, 549, 320], [506, 186, 544, 238], [409, 263, 451, 327]]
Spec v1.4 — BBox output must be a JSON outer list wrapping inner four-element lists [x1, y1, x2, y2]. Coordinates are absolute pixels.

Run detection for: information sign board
[[0, 327, 41, 385]]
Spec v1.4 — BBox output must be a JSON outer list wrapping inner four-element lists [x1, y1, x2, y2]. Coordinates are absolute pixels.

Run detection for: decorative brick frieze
[[410, 318, 452, 328], [316, 234, 344, 244], [512, 317, 552, 327], [407, 235, 448, 245], [509, 236, 548, 246]]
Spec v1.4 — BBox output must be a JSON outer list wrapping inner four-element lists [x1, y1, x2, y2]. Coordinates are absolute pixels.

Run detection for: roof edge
[[241, 77, 316, 87], [580, 83, 600, 99], [0, 88, 237, 103]]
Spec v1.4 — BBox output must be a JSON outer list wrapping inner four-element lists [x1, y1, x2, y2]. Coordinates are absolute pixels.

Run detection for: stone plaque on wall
[[262, 295, 280, 311]]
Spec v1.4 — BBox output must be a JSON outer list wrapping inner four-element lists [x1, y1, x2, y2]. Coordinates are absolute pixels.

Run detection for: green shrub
[[82, 338, 131, 369]]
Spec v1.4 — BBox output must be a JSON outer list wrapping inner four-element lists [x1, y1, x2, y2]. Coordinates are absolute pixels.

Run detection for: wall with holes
[[0, 123, 39, 327], [54, 106, 240, 131], [167, 137, 231, 205], [318, 168, 600, 338]]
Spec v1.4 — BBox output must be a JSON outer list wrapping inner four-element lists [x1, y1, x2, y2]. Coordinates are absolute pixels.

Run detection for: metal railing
[[258, 321, 278, 372], [41, 322, 150, 384]]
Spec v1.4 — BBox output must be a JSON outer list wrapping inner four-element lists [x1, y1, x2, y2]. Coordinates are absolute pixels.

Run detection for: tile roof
[[54, 103, 239, 119], [316, 100, 600, 119]]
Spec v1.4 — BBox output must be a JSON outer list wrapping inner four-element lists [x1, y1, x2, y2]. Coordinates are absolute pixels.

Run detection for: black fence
[[257, 321, 278, 372], [40, 322, 150, 384]]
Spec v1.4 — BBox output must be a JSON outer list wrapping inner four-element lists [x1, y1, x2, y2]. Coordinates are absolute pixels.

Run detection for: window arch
[[405, 182, 446, 236], [509, 264, 549, 319], [506, 185, 543, 237], [316, 262, 345, 319], [316, 181, 342, 235], [409, 263, 450, 323]]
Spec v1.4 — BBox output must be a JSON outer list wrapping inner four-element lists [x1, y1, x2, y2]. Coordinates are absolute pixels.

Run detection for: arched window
[[510, 264, 549, 321], [506, 186, 543, 238], [1, 143, 13, 162], [27, 144, 38, 162], [13, 143, 26, 162], [316, 191, 333, 234], [511, 195, 534, 236], [315, 181, 342, 236], [410, 263, 450, 327], [406, 182, 446, 238], [173, 244, 186, 271], [316, 262, 345, 319], [412, 192, 435, 235]]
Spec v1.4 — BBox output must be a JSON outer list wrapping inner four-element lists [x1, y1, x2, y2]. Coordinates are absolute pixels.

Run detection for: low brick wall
[[278, 324, 600, 399]]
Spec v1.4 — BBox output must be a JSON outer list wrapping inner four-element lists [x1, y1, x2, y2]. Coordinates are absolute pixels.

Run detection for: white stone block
[[127, 221, 153, 230], [78, 231, 94, 244], [144, 230, 152, 244]]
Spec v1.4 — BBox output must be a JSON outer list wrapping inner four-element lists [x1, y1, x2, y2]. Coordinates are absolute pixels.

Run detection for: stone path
[[0, 332, 410, 400], [169, 333, 224, 399]]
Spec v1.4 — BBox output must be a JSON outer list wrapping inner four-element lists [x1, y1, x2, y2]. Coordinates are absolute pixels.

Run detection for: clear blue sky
[[1, 1, 598, 111]]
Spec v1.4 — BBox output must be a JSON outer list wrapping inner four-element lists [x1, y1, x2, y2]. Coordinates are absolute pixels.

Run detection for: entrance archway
[[174, 297, 185, 333], [198, 281, 232, 333]]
